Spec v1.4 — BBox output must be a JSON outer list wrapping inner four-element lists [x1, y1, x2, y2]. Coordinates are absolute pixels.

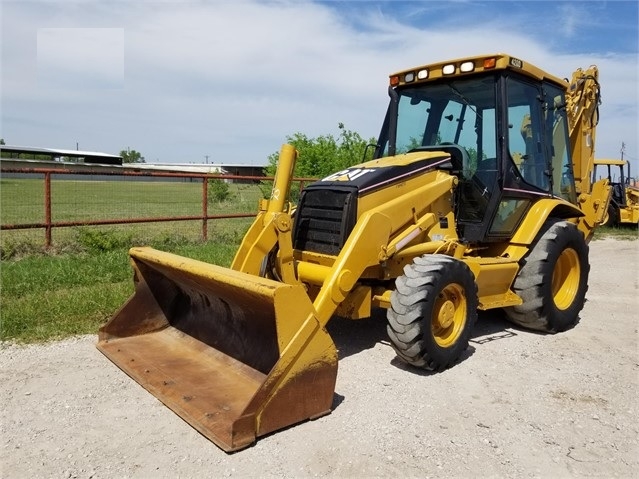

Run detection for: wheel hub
[[552, 247, 580, 310], [437, 300, 456, 329]]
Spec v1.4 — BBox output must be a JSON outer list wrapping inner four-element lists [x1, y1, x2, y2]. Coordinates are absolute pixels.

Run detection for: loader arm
[[302, 171, 458, 325], [231, 144, 298, 281]]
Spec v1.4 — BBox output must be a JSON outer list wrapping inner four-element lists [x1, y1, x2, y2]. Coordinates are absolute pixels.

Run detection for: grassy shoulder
[[1, 241, 238, 343], [591, 224, 639, 241], [1, 225, 636, 344]]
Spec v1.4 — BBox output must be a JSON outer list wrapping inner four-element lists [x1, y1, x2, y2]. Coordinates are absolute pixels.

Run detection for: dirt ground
[[1, 238, 637, 478]]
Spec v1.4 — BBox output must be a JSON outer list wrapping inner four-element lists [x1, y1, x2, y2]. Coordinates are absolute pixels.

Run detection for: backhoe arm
[[566, 65, 601, 195], [565, 65, 611, 239]]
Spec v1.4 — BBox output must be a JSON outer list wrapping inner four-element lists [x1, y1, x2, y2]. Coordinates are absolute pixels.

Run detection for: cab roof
[[390, 53, 568, 89]]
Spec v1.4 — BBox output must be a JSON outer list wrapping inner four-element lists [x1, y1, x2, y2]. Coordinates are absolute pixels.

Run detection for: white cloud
[[37, 28, 124, 89], [1, 0, 637, 168], [556, 3, 598, 39]]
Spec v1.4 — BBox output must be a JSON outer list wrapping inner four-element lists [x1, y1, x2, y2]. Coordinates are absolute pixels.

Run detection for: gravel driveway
[[1, 238, 637, 478]]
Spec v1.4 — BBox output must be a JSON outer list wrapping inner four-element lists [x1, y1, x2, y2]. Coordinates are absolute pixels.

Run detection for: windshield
[[380, 75, 498, 167]]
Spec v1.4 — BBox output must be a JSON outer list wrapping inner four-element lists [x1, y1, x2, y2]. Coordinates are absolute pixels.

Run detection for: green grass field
[[0, 176, 274, 342], [1, 177, 268, 257], [1, 177, 266, 222]]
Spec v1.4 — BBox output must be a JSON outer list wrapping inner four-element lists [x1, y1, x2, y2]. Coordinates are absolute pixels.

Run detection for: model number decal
[[322, 168, 376, 182]]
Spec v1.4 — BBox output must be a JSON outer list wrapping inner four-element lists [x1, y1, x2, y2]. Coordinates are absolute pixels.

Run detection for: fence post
[[202, 177, 208, 241], [44, 172, 52, 248]]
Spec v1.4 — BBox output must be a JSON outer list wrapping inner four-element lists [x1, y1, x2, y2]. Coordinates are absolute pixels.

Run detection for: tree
[[0, 138, 5, 145], [265, 123, 376, 179], [120, 148, 145, 163], [262, 123, 375, 201], [207, 178, 231, 203]]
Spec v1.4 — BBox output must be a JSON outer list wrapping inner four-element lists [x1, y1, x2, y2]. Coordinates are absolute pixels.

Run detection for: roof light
[[390, 75, 400, 86], [460, 61, 474, 73], [509, 57, 523, 68], [483, 58, 497, 69], [417, 69, 429, 79], [404, 72, 415, 83], [442, 64, 455, 75]]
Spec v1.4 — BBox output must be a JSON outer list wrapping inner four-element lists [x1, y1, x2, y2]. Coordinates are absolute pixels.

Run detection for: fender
[[510, 198, 584, 245]]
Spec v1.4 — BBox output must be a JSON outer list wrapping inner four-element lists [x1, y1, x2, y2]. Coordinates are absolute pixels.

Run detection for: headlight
[[460, 61, 474, 73]]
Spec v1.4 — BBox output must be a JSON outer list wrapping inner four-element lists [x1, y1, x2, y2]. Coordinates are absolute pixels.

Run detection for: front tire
[[387, 255, 478, 371], [504, 219, 589, 332]]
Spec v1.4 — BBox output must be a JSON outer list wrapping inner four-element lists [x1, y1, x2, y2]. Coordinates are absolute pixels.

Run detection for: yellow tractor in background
[[593, 158, 639, 226], [97, 53, 611, 452]]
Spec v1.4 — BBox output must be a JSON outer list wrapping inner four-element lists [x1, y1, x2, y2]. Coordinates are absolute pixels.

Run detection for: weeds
[[76, 228, 134, 253]]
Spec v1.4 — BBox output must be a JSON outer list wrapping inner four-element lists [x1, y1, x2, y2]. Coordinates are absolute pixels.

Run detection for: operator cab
[[592, 160, 629, 208], [375, 55, 577, 243]]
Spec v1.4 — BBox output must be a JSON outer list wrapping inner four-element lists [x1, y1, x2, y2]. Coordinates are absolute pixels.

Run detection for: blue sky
[[1, 0, 637, 171]]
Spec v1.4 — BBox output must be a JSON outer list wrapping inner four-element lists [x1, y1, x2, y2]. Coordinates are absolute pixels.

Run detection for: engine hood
[[309, 150, 454, 195]]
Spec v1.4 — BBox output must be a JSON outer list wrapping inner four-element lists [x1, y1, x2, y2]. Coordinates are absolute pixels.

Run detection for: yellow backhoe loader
[[593, 158, 639, 226], [98, 53, 611, 452]]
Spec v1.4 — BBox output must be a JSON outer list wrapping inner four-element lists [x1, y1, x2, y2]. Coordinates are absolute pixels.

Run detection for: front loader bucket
[[97, 247, 337, 452]]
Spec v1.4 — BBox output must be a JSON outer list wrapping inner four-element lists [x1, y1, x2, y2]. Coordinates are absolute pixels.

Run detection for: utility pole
[[205, 155, 209, 164], [621, 142, 626, 160]]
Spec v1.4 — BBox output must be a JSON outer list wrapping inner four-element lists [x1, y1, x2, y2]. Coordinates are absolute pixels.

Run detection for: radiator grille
[[293, 187, 357, 255]]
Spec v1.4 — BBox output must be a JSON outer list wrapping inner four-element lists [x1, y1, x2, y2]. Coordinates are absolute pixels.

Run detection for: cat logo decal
[[322, 168, 376, 182]]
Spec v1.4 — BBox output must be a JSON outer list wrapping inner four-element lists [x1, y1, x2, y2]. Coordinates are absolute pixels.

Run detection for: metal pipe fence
[[1, 167, 315, 248]]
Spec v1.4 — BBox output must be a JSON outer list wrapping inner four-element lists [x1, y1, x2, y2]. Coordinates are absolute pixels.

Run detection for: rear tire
[[504, 219, 589, 332], [387, 255, 478, 371], [602, 203, 618, 227]]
